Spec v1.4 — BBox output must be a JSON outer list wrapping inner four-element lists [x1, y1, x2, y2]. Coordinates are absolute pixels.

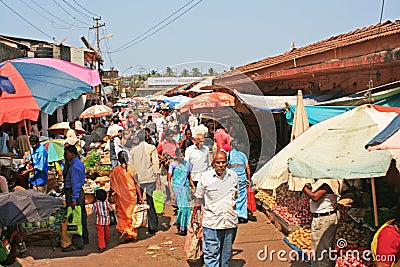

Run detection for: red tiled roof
[[217, 20, 400, 80]]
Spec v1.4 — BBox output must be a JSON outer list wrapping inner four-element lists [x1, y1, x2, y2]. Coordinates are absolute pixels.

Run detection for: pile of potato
[[336, 221, 368, 248], [255, 190, 276, 208], [276, 183, 300, 204], [286, 225, 311, 250]]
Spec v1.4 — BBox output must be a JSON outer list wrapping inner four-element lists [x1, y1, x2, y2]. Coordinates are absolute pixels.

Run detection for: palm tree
[[165, 67, 175, 77], [208, 67, 217, 76], [181, 69, 190, 77], [191, 67, 202, 77]]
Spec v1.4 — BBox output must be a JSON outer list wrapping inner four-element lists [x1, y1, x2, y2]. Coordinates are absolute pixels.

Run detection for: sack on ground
[[131, 204, 149, 228], [185, 222, 203, 261], [60, 221, 72, 248], [66, 206, 83, 236]]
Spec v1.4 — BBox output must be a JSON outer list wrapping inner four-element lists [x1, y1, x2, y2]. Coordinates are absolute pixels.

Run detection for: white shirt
[[195, 168, 238, 229], [65, 129, 78, 145], [184, 144, 210, 182], [106, 124, 124, 137], [310, 193, 337, 213]]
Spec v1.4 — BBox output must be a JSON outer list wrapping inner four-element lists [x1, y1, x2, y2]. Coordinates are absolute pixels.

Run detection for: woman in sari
[[227, 141, 251, 223], [109, 151, 143, 242], [167, 148, 194, 235]]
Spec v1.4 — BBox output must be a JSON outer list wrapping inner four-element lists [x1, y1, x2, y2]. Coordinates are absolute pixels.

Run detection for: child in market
[[92, 189, 113, 252]]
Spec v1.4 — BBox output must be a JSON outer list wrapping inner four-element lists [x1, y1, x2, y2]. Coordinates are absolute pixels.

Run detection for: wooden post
[[371, 177, 379, 227]]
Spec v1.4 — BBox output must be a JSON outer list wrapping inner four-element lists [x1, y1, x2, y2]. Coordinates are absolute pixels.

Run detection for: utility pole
[[90, 17, 105, 103]]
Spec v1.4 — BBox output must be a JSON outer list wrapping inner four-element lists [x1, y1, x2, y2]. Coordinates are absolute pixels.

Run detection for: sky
[[1, 0, 399, 75]]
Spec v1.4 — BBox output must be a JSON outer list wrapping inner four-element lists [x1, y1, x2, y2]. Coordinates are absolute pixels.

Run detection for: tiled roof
[[217, 20, 400, 79]]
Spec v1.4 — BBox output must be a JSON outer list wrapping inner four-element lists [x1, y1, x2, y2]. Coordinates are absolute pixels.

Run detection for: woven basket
[[85, 193, 95, 205]]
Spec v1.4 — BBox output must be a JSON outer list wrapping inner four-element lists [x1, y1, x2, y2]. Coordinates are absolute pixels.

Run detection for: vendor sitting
[[371, 212, 400, 267]]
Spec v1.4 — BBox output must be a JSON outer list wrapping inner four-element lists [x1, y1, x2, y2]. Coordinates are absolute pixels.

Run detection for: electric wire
[[29, 0, 86, 29], [101, 27, 114, 68], [61, 0, 93, 21], [18, 0, 81, 30], [71, 0, 99, 18], [52, 0, 91, 26], [110, 0, 203, 53], [0, 0, 56, 41], [368, 0, 385, 92]]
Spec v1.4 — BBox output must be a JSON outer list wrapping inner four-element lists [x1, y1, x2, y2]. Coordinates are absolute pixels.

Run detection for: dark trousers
[[141, 182, 158, 232], [65, 188, 89, 248]]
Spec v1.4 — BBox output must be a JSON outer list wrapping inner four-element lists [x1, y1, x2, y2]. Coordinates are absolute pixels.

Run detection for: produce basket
[[283, 237, 311, 264], [348, 208, 367, 224], [85, 192, 96, 205], [272, 212, 301, 234]]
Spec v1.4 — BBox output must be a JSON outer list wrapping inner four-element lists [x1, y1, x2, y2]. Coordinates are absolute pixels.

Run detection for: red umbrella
[[179, 92, 234, 113]]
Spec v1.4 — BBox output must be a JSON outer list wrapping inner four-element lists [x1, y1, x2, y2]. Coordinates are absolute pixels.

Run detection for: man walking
[[184, 133, 210, 187], [129, 129, 160, 234], [62, 145, 89, 251], [191, 151, 238, 267]]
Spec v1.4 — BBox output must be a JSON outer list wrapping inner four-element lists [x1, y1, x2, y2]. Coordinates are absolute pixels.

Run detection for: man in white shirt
[[191, 151, 238, 267], [129, 129, 160, 234], [184, 133, 210, 187], [106, 117, 124, 167], [65, 122, 78, 146]]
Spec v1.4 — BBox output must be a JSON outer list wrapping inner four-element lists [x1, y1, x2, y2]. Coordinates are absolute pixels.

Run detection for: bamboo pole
[[371, 177, 379, 227]]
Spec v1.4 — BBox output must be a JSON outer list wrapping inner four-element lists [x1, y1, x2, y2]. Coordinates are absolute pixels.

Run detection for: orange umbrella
[[179, 92, 234, 113]]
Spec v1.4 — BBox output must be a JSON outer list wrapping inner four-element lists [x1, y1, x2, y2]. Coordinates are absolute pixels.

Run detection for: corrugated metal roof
[[217, 20, 400, 79]]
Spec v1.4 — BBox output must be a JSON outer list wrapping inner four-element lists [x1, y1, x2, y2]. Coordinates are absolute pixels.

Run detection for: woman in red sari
[[109, 151, 143, 243]]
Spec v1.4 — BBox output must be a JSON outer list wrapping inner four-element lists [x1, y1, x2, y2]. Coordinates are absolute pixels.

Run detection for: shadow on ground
[[20, 211, 173, 260]]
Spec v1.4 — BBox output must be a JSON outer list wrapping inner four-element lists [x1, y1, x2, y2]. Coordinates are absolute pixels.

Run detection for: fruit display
[[255, 190, 276, 209], [336, 221, 368, 248], [335, 255, 369, 267], [337, 204, 351, 222], [272, 195, 313, 225], [275, 183, 300, 204], [286, 226, 311, 250]]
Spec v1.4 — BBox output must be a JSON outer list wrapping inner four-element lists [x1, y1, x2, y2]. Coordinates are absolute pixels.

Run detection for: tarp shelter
[[164, 95, 192, 108], [253, 105, 400, 189], [287, 105, 400, 179], [366, 114, 400, 150]]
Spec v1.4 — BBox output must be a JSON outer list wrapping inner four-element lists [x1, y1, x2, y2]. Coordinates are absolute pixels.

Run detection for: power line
[[0, 0, 56, 41], [101, 27, 114, 68], [52, 0, 91, 26], [368, 0, 385, 90], [18, 0, 80, 30], [71, 0, 99, 18], [61, 0, 93, 21], [29, 0, 86, 29], [110, 0, 202, 53]]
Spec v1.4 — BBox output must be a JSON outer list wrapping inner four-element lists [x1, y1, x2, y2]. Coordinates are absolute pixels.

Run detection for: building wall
[[0, 42, 23, 63]]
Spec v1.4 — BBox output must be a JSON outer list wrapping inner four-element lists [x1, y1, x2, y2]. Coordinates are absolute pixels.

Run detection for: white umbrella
[[80, 105, 112, 119]]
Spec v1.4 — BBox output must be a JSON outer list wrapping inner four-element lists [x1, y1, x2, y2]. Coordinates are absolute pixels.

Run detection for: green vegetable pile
[[363, 209, 398, 227], [97, 164, 111, 172], [83, 150, 101, 171]]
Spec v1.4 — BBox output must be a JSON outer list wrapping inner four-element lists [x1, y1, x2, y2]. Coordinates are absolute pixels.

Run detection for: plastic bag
[[131, 204, 149, 228], [66, 206, 83, 236], [152, 189, 165, 213], [185, 222, 203, 261], [110, 210, 118, 226], [60, 221, 72, 248], [247, 186, 257, 212]]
